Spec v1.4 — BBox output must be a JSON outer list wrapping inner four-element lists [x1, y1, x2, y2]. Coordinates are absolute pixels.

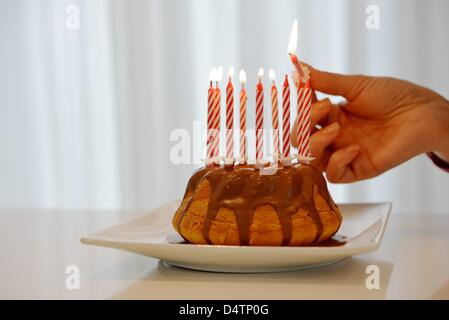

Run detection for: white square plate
[[81, 201, 391, 273]]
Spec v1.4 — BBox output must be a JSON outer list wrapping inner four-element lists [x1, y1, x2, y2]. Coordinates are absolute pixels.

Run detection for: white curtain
[[0, 0, 448, 214]]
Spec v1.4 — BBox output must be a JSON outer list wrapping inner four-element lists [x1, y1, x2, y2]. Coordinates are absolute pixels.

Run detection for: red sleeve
[[427, 152, 449, 172]]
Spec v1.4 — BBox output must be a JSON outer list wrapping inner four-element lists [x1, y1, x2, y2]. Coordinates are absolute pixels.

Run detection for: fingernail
[[323, 122, 339, 135], [346, 145, 359, 153]]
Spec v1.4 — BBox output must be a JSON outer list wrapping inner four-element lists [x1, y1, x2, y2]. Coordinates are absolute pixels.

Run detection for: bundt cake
[[172, 164, 342, 246]]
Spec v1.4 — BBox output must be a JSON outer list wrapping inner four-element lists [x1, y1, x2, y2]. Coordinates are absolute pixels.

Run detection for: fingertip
[[321, 122, 340, 136], [311, 99, 333, 127], [345, 144, 360, 154]]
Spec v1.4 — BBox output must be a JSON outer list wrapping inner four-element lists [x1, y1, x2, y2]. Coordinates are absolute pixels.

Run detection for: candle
[[225, 66, 235, 164], [239, 69, 247, 163], [268, 69, 280, 160], [281, 74, 291, 161], [287, 19, 308, 84], [213, 66, 223, 162], [296, 82, 305, 152], [255, 68, 265, 164], [298, 80, 312, 157], [287, 18, 312, 160], [207, 68, 217, 163]]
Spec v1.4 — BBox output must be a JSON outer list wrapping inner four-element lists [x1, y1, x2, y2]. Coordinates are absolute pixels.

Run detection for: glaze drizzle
[[178, 164, 337, 245]]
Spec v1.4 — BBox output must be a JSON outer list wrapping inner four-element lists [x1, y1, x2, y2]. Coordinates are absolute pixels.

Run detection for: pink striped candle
[[269, 69, 280, 160], [225, 67, 235, 164], [255, 68, 265, 163], [239, 69, 247, 163], [281, 74, 291, 160]]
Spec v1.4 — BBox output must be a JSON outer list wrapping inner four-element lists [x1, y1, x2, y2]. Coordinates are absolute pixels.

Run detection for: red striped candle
[[296, 81, 304, 151], [268, 69, 280, 160], [207, 68, 216, 162], [298, 80, 312, 157], [225, 67, 235, 164], [289, 54, 308, 83], [287, 20, 308, 84], [255, 68, 265, 163], [239, 69, 247, 163], [212, 66, 223, 161], [281, 74, 291, 160], [287, 19, 312, 159]]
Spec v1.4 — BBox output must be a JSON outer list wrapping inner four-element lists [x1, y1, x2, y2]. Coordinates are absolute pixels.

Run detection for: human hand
[[292, 67, 449, 183]]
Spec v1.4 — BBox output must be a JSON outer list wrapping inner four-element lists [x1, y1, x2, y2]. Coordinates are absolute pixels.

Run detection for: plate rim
[[80, 201, 392, 256]]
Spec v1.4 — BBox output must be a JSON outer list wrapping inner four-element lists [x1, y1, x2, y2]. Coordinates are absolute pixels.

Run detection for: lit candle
[[225, 67, 235, 165], [287, 19, 308, 84], [207, 68, 217, 163], [255, 68, 265, 165], [239, 69, 247, 164], [287, 19, 312, 160], [268, 69, 280, 160], [213, 66, 223, 162], [281, 74, 291, 163]]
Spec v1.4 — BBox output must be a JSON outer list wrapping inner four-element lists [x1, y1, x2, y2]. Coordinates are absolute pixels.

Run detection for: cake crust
[[172, 164, 342, 246]]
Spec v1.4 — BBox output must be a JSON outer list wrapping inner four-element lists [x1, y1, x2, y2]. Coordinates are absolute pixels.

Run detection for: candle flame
[[268, 69, 276, 81], [257, 67, 264, 79], [287, 19, 298, 54], [216, 66, 223, 82], [239, 69, 247, 84], [209, 68, 216, 82], [227, 66, 235, 78]]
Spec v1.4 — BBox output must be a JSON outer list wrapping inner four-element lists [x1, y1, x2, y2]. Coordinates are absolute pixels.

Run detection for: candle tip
[[257, 67, 264, 79], [239, 69, 247, 83], [287, 19, 298, 54], [216, 66, 223, 82], [227, 66, 235, 78], [268, 69, 276, 81], [209, 68, 216, 82]]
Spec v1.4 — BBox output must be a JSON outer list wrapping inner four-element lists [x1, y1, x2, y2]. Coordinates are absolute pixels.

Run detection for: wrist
[[431, 99, 449, 162]]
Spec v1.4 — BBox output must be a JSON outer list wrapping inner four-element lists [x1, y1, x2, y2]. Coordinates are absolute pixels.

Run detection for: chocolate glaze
[[177, 164, 337, 245]]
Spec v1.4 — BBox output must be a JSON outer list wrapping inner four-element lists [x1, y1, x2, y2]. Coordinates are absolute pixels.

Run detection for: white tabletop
[[0, 208, 448, 299]]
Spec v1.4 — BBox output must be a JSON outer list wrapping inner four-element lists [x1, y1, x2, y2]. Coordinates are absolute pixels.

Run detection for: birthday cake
[[172, 164, 342, 246], [172, 19, 342, 246]]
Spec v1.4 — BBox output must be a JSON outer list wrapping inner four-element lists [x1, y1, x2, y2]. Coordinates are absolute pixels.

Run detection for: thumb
[[308, 66, 368, 101]]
